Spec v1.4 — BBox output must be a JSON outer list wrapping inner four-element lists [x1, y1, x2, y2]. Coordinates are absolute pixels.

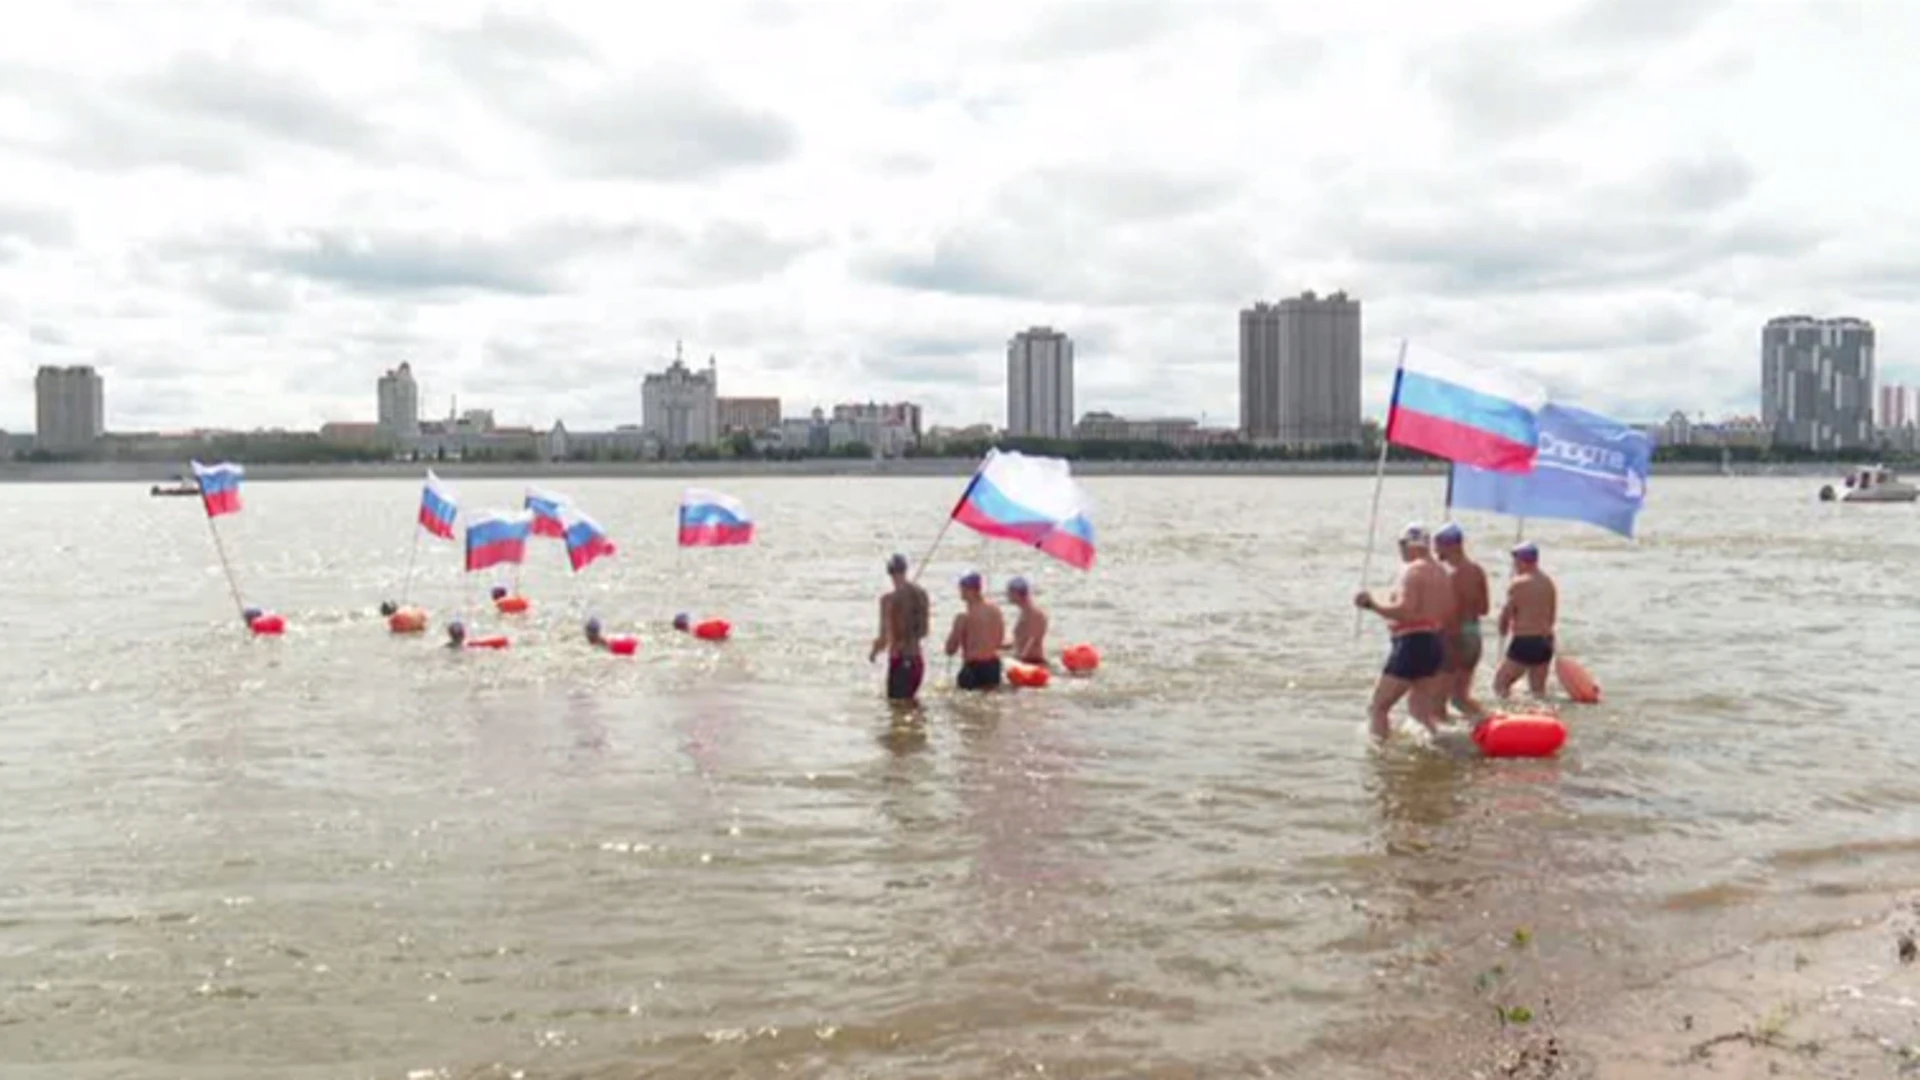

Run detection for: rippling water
[[3, 475, 1917, 1078]]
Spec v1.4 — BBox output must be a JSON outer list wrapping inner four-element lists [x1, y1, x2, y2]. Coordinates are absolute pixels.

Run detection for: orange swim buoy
[[1555, 656, 1601, 704], [248, 613, 285, 635], [1471, 713, 1567, 759], [494, 595, 530, 615], [387, 608, 428, 634], [1061, 644, 1100, 675], [607, 635, 638, 656], [1008, 663, 1051, 688], [467, 635, 510, 650], [693, 618, 731, 642]]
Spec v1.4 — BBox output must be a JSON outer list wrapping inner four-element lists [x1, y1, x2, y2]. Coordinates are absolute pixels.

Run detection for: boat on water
[[150, 474, 198, 497], [1818, 465, 1918, 503]]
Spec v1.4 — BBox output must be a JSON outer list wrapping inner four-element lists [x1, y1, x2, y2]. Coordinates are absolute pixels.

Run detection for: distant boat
[[1818, 465, 1917, 504], [150, 474, 197, 497]]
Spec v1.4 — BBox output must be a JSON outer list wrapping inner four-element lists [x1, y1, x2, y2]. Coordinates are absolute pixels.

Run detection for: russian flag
[[525, 487, 568, 539], [191, 460, 244, 518], [952, 449, 1095, 571], [418, 470, 458, 540], [465, 510, 533, 572], [1386, 341, 1546, 474], [678, 488, 754, 547], [561, 507, 617, 572]]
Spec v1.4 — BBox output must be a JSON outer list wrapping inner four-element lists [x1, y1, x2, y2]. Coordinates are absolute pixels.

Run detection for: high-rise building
[[1877, 384, 1915, 431], [1761, 315, 1874, 451], [1007, 327, 1073, 439], [377, 362, 420, 439], [717, 397, 781, 435], [642, 341, 719, 450], [34, 364, 104, 452], [1239, 290, 1363, 447]]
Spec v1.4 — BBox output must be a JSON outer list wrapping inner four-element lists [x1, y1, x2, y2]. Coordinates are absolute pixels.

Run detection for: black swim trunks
[[1383, 631, 1445, 680], [956, 657, 1003, 691], [1507, 635, 1555, 667], [887, 653, 925, 701]]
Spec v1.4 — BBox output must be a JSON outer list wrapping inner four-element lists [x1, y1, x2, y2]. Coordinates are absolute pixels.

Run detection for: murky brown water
[[2, 475, 1916, 1078]]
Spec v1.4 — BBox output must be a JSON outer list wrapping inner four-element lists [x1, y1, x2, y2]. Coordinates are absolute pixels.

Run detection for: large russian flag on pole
[[190, 460, 244, 518], [561, 506, 617, 572], [1385, 342, 1546, 474], [678, 488, 754, 546], [465, 510, 533, 572], [951, 449, 1095, 570], [525, 487, 568, 539]]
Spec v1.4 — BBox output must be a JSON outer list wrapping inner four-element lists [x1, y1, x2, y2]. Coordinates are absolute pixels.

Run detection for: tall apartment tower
[[34, 364, 105, 452], [1239, 291, 1363, 447], [1007, 327, 1074, 439], [377, 362, 421, 439], [1761, 315, 1874, 451]]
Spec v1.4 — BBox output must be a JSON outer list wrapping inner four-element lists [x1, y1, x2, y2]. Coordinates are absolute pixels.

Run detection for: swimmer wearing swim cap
[[490, 585, 508, 601], [871, 553, 930, 704], [379, 600, 398, 617], [584, 616, 604, 648], [1495, 541, 1559, 700], [445, 620, 467, 649], [945, 570, 1004, 691], [243, 606, 262, 626], [1433, 523, 1490, 721], [1003, 575, 1049, 666], [1352, 522, 1453, 739], [672, 612, 691, 633]]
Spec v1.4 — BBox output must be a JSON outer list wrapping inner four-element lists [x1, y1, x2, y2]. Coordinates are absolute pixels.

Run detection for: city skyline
[[2, 4, 1918, 434]]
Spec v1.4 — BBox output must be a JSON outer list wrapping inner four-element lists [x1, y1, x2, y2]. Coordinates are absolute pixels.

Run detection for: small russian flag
[[191, 460, 244, 518]]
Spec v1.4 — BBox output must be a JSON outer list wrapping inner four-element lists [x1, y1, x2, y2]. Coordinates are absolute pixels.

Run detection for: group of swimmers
[[868, 553, 1050, 704], [1354, 522, 1559, 740]]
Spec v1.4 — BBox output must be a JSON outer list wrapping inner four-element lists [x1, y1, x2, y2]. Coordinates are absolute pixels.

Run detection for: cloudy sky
[[0, 0, 1912, 434]]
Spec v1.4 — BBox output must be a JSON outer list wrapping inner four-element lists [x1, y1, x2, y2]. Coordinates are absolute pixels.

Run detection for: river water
[[2, 475, 1915, 1078]]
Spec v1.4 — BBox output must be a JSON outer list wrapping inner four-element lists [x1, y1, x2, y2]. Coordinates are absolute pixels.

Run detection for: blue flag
[[1447, 403, 1651, 538]]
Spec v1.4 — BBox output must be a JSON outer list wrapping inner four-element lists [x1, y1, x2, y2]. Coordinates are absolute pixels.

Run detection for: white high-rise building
[[1007, 327, 1074, 439], [642, 341, 719, 450], [377, 362, 420, 439], [34, 365, 104, 452], [1239, 290, 1363, 447]]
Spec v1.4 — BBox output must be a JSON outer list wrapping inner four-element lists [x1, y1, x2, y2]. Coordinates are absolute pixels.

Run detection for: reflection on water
[[2, 475, 1918, 1077]]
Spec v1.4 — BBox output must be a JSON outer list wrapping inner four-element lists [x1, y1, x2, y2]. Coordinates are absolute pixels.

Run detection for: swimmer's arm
[[869, 596, 891, 661], [1497, 588, 1515, 636], [944, 614, 964, 657]]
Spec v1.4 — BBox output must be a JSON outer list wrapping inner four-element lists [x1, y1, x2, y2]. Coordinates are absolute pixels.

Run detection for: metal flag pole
[[1355, 339, 1408, 638], [400, 524, 422, 607], [911, 456, 987, 584], [203, 513, 248, 624]]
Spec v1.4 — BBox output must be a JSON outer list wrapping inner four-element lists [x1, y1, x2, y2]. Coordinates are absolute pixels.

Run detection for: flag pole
[[400, 526, 422, 606], [204, 515, 248, 624], [1355, 340, 1407, 638], [911, 457, 986, 585]]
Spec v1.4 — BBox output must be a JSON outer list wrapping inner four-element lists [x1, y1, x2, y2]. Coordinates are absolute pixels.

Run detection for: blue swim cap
[[886, 552, 908, 573], [958, 571, 982, 589], [489, 585, 507, 600], [673, 612, 690, 630], [1436, 522, 1464, 545], [1007, 575, 1030, 594], [243, 606, 261, 621], [449, 619, 466, 634], [585, 617, 602, 634], [1512, 541, 1540, 562]]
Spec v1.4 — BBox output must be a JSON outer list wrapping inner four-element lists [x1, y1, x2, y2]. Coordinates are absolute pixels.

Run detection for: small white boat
[[1819, 465, 1918, 503]]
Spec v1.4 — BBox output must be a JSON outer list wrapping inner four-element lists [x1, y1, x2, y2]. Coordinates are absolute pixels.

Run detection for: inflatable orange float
[[1061, 644, 1100, 675], [1471, 713, 1567, 758]]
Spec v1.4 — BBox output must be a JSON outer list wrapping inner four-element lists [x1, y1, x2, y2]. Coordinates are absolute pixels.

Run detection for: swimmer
[[1494, 541, 1559, 699], [945, 570, 1005, 691], [1354, 523, 1455, 739], [445, 619, 467, 649], [672, 612, 691, 634], [1434, 523, 1490, 721], [584, 616, 605, 649], [242, 606, 262, 626], [869, 553, 930, 704], [490, 585, 508, 601], [379, 599, 398, 617], [1002, 576, 1048, 666]]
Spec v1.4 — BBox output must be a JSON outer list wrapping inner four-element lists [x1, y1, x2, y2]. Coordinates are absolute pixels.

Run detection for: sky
[[1, 0, 1915, 434]]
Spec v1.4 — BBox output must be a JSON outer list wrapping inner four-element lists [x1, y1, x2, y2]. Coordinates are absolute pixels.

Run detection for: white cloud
[[0, 0, 1914, 433]]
